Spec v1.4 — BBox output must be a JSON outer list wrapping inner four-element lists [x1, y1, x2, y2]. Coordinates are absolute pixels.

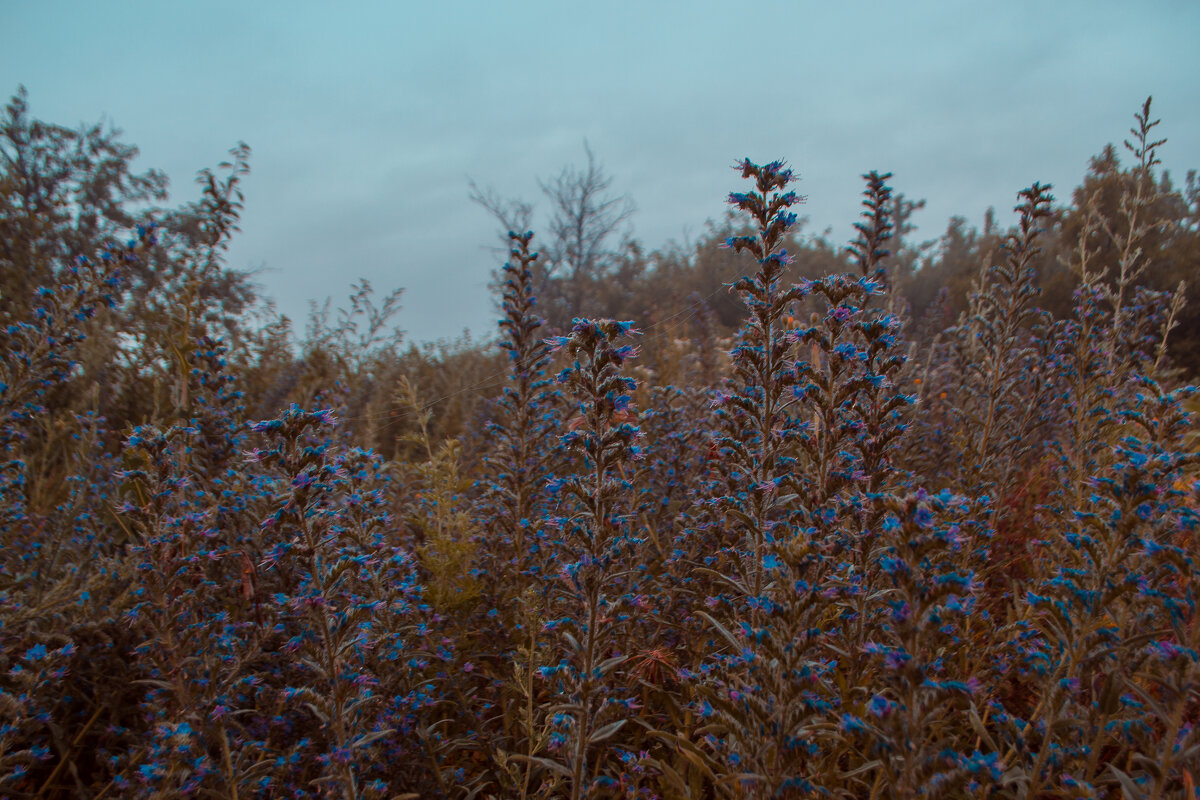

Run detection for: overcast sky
[[3, 1, 1198, 344]]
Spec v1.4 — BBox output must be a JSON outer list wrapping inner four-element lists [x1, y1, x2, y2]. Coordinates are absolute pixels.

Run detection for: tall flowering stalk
[[1100, 97, 1171, 368], [699, 163, 877, 795], [798, 178, 920, 792], [1, 235, 138, 542], [839, 173, 911, 648], [700, 160, 830, 797], [1054, 97, 1181, 554], [0, 231, 147, 794], [486, 230, 561, 580], [999, 380, 1200, 797], [250, 406, 390, 800], [944, 184, 1056, 503], [118, 423, 226, 796], [483, 231, 567, 798], [713, 159, 807, 616], [841, 490, 998, 797], [539, 318, 642, 800]]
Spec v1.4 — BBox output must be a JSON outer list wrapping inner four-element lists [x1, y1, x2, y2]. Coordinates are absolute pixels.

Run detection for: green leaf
[[509, 754, 572, 779], [697, 610, 744, 652], [595, 654, 626, 676], [304, 702, 329, 724], [350, 728, 395, 749], [967, 702, 998, 752], [589, 718, 626, 744], [1108, 764, 1143, 799]]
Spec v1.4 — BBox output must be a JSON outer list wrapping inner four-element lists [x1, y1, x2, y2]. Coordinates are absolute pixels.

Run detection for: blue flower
[[867, 694, 895, 718], [840, 713, 868, 734]]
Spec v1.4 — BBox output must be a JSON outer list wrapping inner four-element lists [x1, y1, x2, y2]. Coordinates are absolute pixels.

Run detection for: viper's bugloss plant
[[479, 230, 573, 798], [0, 229, 151, 796], [0, 235, 139, 540], [700, 159, 836, 797], [712, 159, 807, 612], [537, 318, 643, 800], [251, 405, 402, 799], [843, 489, 995, 798], [485, 231, 562, 580], [942, 183, 1056, 503], [698, 165, 923, 798]]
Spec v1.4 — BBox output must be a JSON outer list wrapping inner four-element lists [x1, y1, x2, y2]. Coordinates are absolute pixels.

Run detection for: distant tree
[[0, 86, 167, 325], [900, 98, 1200, 376], [904, 215, 1003, 322], [468, 179, 534, 242], [1057, 120, 1200, 371], [1186, 169, 1200, 232], [0, 86, 265, 430], [883, 190, 930, 304], [470, 142, 634, 330], [538, 141, 635, 321]]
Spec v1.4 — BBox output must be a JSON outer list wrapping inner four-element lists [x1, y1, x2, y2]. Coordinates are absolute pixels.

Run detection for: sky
[[3, 0, 1199, 344]]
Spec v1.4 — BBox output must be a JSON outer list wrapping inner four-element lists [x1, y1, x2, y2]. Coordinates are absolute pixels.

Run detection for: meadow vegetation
[[1, 89, 1198, 798]]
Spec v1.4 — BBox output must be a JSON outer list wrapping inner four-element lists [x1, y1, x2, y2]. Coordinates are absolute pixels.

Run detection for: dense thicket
[[1, 89, 1197, 798]]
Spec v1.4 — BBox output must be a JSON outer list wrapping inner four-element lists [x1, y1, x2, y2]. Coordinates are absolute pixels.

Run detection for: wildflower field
[[1, 92, 1198, 798]]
